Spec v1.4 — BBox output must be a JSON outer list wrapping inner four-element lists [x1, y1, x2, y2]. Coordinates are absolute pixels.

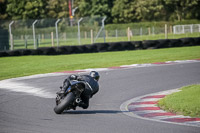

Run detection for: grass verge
[[158, 85, 200, 118], [0, 46, 200, 80]]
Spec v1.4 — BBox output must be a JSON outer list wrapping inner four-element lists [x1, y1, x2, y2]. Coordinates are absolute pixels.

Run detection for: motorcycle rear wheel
[[54, 92, 75, 114]]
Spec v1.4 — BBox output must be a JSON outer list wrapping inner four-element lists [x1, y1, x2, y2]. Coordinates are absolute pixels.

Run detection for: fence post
[[115, 29, 118, 38], [165, 24, 168, 39], [91, 29, 94, 44], [140, 27, 143, 36], [55, 19, 61, 47], [32, 20, 38, 49], [148, 27, 151, 35], [42, 34, 44, 42], [94, 16, 106, 43], [64, 32, 67, 41], [173, 26, 176, 34], [127, 27, 130, 41], [170, 25, 173, 34], [106, 30, 108, 38], [85, 31, 87, 39], [190, 25, 193, 33], [199, 24, 200, 33], [51, 32, 54, 47], [182, 25, 185, 34], [78, 17, 83, 45], [25, 35, 27, 49], [9, 21, 14, 50], [152, 26, 155, 35]]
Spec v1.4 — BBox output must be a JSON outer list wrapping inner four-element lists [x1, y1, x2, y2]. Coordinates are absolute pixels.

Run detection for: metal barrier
[[0, 18, 200, 51]]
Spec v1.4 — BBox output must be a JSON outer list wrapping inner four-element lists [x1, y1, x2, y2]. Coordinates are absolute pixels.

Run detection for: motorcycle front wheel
[[54, 92, 75, 114]]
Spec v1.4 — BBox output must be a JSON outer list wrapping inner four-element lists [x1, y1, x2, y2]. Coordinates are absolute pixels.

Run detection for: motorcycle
[[54, 80, 85, 114]]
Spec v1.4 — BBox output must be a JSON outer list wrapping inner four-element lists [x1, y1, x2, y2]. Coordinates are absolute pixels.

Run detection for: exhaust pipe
[[75, 98, 81, 103]]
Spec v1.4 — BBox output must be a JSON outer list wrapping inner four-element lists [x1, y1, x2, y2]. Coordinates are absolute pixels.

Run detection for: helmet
[[90, 71, 100, 81]]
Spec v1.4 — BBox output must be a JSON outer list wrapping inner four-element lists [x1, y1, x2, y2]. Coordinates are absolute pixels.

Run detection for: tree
[[77, 0, 114, 23], [6, 0, 47, 20], [46, 0, 69, 18], [134, 0, 165, 21], [0, 0, 8, 20], [162, 0, 200, 21], [112, 0, 166, 23]]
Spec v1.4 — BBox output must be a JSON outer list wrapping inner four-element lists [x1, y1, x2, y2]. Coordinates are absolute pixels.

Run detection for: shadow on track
[[63, 110, 128, 115]]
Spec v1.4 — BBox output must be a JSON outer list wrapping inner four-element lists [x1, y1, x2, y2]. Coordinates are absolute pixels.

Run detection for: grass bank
[[0, 46, 200, 80], [158, 85, 200, 118]]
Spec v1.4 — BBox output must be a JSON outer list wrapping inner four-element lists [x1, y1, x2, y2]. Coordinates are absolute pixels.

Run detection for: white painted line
[[133, 110, 167, 115], [152, 115, 191, 120], [128, 104, 158, 108], [154, 89, 181, 95], [0, 79, 54, 98], [136, 98, 163, 102], [76, 68, 109, 72], [184, 121, 200, 126]]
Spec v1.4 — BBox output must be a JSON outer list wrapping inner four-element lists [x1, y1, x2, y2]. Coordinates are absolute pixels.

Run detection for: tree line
[[0, 0, 200, 24]]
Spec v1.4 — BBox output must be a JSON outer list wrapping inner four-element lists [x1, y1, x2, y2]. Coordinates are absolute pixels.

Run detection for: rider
[[59, 71, 100, 109]]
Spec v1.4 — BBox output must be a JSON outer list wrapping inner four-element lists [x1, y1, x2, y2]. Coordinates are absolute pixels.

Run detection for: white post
[[91, 29, 94, 44], [72, 7, 78, 16], [102, 17, 106, 43], [140, 27, 143, 36], [115, 29, 118, 38], [165, 24, 168, 39], [55, 19, 61, 47], [32, 20, 38, 49], [182, 25, 185, 34], [190, 25, 193, 33], [127, 27, 130, 41], [173, 26, 176, 34], [94, 17, 107, 43], [78, 17, 83, 45], [199, 24, 200, 32], [152, 26, 155, 35], [51, 32, 54, 47], [9, 21, 14, 50]]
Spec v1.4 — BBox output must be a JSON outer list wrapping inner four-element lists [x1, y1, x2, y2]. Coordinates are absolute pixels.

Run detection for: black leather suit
[[62, 74, 99, 109]]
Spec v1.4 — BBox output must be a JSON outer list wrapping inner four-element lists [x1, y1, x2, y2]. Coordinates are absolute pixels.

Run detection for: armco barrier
[[0, 37, 200, 57]]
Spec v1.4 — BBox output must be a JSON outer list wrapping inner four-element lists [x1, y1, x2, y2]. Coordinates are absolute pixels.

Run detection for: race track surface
[[0, 62, 200, 133]]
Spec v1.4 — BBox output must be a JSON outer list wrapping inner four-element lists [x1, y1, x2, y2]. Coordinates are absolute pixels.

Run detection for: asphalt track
[[0, 62, 200, 133]]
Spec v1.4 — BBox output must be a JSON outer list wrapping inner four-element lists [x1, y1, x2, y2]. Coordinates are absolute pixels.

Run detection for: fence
[[173, 24, 200, 34], [0, 17, 200, 51]]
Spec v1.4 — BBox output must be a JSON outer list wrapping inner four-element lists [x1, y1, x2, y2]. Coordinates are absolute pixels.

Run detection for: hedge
[[0, 37, 200, 57]]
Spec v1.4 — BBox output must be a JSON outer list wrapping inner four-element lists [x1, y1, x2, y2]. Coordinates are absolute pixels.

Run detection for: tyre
[[54, 92, 75, 114]]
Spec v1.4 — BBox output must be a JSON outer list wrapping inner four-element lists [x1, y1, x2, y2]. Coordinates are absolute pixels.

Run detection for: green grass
[[0, 46, 200, 80], [158, 85, 200, 118]]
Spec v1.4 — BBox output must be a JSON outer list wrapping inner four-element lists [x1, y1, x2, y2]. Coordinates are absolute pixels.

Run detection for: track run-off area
[[0, 60, 200, 133]]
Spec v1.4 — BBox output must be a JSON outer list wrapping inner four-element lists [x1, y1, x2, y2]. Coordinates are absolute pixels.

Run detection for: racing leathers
[[61, 74, 99, 109]]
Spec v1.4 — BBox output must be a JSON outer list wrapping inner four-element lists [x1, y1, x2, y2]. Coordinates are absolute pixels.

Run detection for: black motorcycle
[[54, 80, 85, 114]]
